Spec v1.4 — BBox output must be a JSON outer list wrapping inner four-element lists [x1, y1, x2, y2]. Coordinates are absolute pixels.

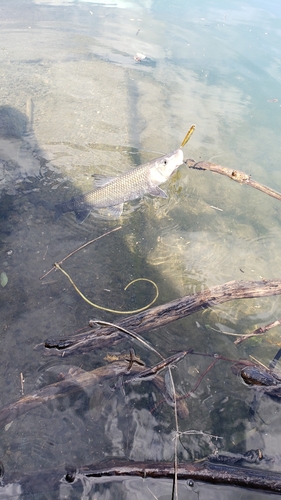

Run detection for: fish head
[[151, 148, 184, 184]]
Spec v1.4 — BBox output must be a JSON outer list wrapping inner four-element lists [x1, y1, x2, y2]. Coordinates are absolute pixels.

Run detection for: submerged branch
[[0, 356, 189, 429], [4, 458, 281, 495], [234, 319, 281, 345], [73, 459, 281, 493], [44, 278, 281, 356], [185, 159, 281, 202]]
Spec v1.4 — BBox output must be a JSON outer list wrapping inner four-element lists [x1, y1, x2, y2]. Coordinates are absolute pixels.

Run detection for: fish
[[54, 148, 184, 223]]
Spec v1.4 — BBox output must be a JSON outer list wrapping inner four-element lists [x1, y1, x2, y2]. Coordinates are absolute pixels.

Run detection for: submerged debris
[[0, 272, 8, 288], [134, 52, 146, 61]]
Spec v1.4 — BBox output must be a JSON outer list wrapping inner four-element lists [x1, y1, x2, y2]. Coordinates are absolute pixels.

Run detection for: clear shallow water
[[1, 0, 281, 498]]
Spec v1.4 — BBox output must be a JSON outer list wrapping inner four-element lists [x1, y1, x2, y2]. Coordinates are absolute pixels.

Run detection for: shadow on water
[[0, 104, 202, 497]]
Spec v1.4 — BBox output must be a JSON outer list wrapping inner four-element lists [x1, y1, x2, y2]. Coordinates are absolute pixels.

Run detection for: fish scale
[[55, 148, 184, 223]]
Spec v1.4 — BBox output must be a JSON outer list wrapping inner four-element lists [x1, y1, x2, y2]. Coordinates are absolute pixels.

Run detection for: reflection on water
[[1, 0, 281, 498]]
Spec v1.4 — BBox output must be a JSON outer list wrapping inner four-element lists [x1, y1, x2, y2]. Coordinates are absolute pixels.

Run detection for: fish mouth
[[151, 148, 183, 184], [162, 148, 184, 169], [175, 148, 184, 164], [165, 148, 184, 165]]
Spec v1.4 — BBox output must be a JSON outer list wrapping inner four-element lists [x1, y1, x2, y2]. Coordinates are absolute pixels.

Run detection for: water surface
[[1, 0, 281, 498]]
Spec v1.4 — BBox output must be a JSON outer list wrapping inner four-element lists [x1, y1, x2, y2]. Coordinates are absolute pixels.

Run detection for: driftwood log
[[185, 159, 281, 202], [44, 278, 281, 356]]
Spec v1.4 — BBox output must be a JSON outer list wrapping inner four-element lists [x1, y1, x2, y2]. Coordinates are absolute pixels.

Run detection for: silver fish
[[55, 148, 184, 223]]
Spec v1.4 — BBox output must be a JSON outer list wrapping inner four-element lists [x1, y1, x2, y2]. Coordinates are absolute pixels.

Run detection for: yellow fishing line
[[181, 124, 196, 148], [54, 263, 159, 314]]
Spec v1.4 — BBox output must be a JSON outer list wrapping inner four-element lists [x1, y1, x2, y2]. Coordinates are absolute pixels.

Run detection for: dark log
[[75, 459, 281, 493], [3, 459, 281, 495], [44, 278, 281, 356], [0, 358, 189, 429], [185, 159, 281, 202], [0, 361, 129, 429]]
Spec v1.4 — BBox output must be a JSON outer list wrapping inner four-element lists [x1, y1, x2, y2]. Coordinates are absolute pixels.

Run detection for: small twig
[[86, 320, 163, 358], [269, 348, 281, 370], [150, 353, 231, 415], [248, 355, 269, 371], [207, 325, 242, 336], [209, 205, 223, 212], [177, 359, 218, 402], [146, 485, 158, 500], [168, 365, 179, 500], [177, 429, 223, 440], [125, 351, 189, 382], [234, 319, 281, 345], [40, 226, 122, 280], [20, 373, 24, 396], [42, 245, 49, 261]]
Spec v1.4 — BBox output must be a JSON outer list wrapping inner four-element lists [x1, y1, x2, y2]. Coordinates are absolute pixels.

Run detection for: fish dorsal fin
[[92, 174, 116, 188]]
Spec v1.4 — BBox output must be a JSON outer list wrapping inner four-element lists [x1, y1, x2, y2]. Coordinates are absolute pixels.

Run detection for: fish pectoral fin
[[149, 186, 168, 198], [92, 174, 116, 188], [106, 203, 124, 218], [75, 209, 91, 224]]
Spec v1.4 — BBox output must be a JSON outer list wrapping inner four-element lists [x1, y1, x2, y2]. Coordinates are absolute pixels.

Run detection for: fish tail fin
[[54, 201, 72, 221], [54, 200, 90, 224]]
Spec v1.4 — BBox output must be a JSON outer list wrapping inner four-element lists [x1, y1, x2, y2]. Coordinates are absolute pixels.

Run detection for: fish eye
[[163, 159, 167, 165]]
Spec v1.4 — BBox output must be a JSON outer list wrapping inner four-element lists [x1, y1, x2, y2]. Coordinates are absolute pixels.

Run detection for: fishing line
[[54, 262, 159, 314]]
